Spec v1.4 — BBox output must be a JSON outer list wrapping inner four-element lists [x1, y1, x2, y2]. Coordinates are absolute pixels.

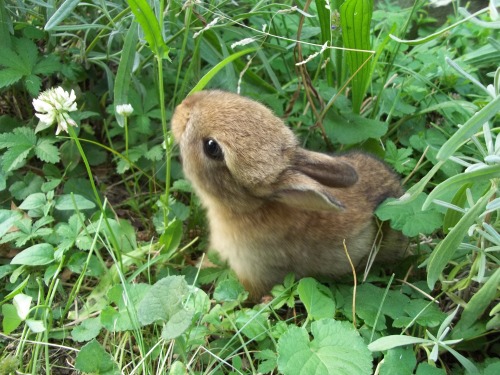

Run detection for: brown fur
[[172, 90, 407, 299]]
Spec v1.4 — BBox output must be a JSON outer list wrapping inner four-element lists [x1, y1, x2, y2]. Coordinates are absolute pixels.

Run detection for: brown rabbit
[[171, 90, 406, 299]]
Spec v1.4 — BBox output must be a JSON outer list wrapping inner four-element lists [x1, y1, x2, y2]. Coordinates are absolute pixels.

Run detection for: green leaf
[[72, 318, 102, 342], [437, 95, 500, 161], [11, 243, 55, 266], [188, 48, 257, 95], [137, 276, 192, 339], [114, 25, 138, 127], [213, 278, 247, 302], [340, 0, 374, 113], [54, 194, 96, 210], [14, 38, 38, 71], [13, 293, 32, 320], [2, 304, 22, 334], [32, 54, 61, 75], [415, 362, 447, 375], [0, 46, 26, 71], [368, 335, 428, 351], [24, 73, 41, 96], [384, 141, 415, 174], [1, 145, 31, 172], [325, 111, 387, 144], [376, 193, 442, 237], [26, 319, 45, 333], [235, 309, 270, 342], [297, 278, 335, 321], [159, 219, 182, 255], [127, 0, 169, 59], [44, 0, 81, 31], [427, 188, 494, 289], [379, 347, 417, 375], [423, 165, 500, 210], [35, 138, 60, 163], [454, 268, 500, 336], [0, 210, 22, 238], [0, 68, 24, 88], [277, 319, 372, 375], [74, 339, 120, 375], [19, 193, 46, 210]]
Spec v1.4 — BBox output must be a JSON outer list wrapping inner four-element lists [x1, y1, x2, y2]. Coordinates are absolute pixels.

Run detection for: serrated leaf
[[162, 308, 194, 340], [33, 54, 61, 75], [24, 73, 42, 96], [1, 145, 31, 172], [75, 339, 120, 375], [0, 47, 26, 70], [14, 38, 38, 72], [35, 139, 60, 163], [277, 319, 372, 375], [11, 243, 54, 265], [0, 68, 24, 88], [145, 144, 163, 161], [376, 193, 443, 236], [55, 194, 96, 210]]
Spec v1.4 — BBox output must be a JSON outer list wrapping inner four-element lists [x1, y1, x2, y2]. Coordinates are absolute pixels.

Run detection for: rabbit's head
[[171, 90, 358, 212]]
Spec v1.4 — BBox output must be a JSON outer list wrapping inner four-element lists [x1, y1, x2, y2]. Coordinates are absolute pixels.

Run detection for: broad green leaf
[[19, 192, 46, 210], [213, 278, 247, 302], [340, 0, 374, 113], [12, 293, 31, 320], [0, 0, 12, 49], [376, 193, 442, 237], [188, 48, 257, 95], [162, 308, 194, 340], [1, 304, 22, 334], [55, 194, 96, 210], [11, 243, 55, 266], [24, 73, 42, 96], [415, 362, 446, 375], [72, 318, 102, 342], [235, 309, 270, 342], [75, 339, 120, 375], [0, 210, 22, 238], [14, 38, 38, 72], [379, 347, 417, 375], [325, 111, 388, 144], [32, 54, 62, 75], [26, 319, 45, 333], [278, 319, 372, 375], [427, 188, 494, 289], [44, 0, 81, 31], [1, 145, 32, 172], [137, 276, 191, 326], [127, 0, 169, 59], [297, 278, 335, 321]]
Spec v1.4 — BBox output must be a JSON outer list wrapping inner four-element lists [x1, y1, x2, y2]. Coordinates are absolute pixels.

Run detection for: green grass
[[0, 0, 499, 374]]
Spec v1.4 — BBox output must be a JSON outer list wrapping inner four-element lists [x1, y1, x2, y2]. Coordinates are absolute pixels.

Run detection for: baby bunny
[[172, 90, 406, 299]]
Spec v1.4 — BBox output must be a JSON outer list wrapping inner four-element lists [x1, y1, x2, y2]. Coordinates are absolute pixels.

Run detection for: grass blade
[[126, 0, 169, 59], [188, 48, 257, 95], [44, 0, 80, 31]]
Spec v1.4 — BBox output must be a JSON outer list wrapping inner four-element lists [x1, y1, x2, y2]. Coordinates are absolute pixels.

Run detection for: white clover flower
[[33, 87, 78, 135], [116, 103, 134, 117]]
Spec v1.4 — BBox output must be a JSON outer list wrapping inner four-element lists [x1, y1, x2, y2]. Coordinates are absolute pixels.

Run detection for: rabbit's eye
[[203, 138, 224, 161]]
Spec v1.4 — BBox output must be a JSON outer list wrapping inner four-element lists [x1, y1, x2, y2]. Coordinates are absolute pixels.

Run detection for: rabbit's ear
[[294, 149, 358, 188], [273, 170, 345, 211]]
